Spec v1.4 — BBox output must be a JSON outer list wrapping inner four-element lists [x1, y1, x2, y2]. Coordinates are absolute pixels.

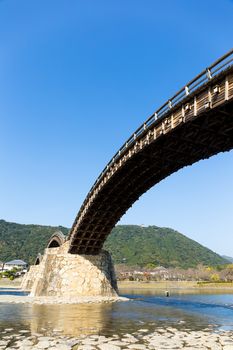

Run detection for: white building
[[3, 259, 28, 272]]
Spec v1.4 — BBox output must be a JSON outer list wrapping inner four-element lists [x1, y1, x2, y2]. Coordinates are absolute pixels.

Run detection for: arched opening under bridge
[[47, 231, 66, 249], [34, 254, 43, 265]]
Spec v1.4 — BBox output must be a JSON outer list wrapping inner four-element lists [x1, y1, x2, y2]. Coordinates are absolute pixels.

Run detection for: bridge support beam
[[26, 242, 118, 297]]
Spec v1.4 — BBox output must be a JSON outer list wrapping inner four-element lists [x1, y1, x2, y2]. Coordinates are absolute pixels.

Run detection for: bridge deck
[[68, 50, 233, 254]]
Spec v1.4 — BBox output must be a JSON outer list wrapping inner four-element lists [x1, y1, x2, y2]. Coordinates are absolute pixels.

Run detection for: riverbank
[[0, 326, 232, 349], [0, 279, 22, 288], [2, 279, 233, 290], [118, 280, 233, 290]]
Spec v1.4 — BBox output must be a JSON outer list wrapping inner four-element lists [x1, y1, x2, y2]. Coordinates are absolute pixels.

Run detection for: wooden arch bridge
[[68, 49, 233, 255]]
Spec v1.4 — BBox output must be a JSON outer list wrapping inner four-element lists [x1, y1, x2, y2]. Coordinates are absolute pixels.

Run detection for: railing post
[[194, 96, 197, 116], [225, 75, 229, 101], [206, 68, 212, 80]]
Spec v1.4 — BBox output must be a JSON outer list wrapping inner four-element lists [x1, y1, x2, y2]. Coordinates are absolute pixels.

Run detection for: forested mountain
[[222, 255, 233, 263], [105, 225, 228, 268], [0, 220, 228, 268], [0, 220, 69, 264]]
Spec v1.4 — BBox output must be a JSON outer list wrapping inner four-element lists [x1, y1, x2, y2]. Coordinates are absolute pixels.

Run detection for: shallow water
[[0, 288, 28, 296], [0, 288, 233, 337]]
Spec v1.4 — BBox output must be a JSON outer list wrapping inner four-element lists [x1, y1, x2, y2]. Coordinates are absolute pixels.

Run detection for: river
[[0, 288, 233, 337]]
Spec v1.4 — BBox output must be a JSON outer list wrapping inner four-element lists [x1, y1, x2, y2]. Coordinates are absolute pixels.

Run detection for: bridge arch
[[68, 50, 233, 255], [34, 253, 43, 265], [47, 231, 66, 248]]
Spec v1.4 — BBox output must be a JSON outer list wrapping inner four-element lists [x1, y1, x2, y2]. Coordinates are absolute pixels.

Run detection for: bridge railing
[[83, 49, 233, 209]]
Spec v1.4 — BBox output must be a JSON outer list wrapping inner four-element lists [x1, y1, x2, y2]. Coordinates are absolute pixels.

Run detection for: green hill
[[105, 225, 228, 268], [0, 220, 227, 268], [0, 220, 69, 265], [222, 255, 233, 263]]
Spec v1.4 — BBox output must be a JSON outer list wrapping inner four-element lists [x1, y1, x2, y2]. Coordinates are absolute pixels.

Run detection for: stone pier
[[21, 265, 40, 291], [22, 241, 118, 297]]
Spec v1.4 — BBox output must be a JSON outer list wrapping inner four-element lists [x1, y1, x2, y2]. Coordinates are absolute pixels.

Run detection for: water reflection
[[0, 303, 31, 332], [30, 303, 114, 336], [28, 301, 212, 336]]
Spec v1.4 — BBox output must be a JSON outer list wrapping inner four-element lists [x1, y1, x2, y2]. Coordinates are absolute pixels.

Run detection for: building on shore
[[3, 259, 28, 273]]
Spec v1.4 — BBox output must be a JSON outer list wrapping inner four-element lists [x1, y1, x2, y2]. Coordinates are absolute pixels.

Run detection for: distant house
[[150, 266, 170, 279], [3, 259, 28, 272]]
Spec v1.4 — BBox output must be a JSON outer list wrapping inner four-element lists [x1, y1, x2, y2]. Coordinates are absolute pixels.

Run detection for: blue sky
[[0, 0, 233, 255]]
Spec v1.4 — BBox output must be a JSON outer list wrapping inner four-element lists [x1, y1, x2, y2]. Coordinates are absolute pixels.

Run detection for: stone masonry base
[[22, 242, 118, 297]]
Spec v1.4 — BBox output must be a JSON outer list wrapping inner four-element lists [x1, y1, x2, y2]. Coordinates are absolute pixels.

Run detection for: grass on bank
[[118, 280, 233, 289], [0, 278, 22, 288]]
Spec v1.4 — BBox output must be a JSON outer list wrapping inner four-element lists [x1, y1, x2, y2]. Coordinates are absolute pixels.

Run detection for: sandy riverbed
[[0, 294, 128, 305]]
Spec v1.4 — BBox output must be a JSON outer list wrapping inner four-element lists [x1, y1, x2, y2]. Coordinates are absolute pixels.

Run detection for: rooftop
[[5, 260, 27, 265]]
